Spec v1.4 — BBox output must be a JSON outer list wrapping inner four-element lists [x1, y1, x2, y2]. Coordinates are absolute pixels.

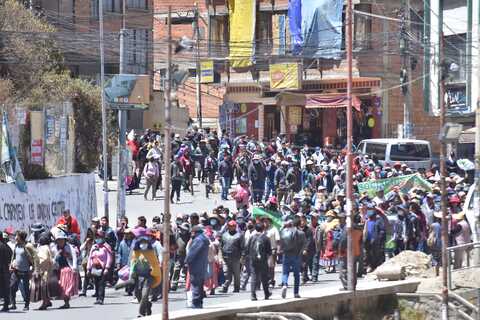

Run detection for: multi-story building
[[30, 0, 153, 130]]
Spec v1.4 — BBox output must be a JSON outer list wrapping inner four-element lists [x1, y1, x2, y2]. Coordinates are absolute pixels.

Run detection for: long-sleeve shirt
[[87, 244, 113, 271]]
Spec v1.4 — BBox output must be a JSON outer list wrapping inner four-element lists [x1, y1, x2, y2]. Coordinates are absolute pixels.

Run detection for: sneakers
[[251, 295, 258, 301], [294, 294, 301, 299], [265, 291, 272, 300], [281, 286, 287, 299]]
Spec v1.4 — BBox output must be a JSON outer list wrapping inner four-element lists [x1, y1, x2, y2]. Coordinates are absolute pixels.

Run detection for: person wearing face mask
[[116, 229, 134, 296], [220, 220, 245, 293], [86, 231, 112, 305], [129, 231, 161, 317], [391, 205, 414, 256], [99, 216, 117, 285], [186, 226, 210, 308]]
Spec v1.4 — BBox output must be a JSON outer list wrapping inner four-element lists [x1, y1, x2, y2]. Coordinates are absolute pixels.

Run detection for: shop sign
[[200, 60, 214, 83], [269, 63, 302, 90], [31, 139, 43, 165]]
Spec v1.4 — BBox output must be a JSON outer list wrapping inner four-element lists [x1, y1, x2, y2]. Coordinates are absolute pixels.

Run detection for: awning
[[305, 94, 362, 111], [459, 127, 476, 144], [276, 92, 362, 111]]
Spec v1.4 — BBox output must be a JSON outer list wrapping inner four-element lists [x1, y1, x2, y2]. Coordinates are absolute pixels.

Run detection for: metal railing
[[446, 241, 480, 290]]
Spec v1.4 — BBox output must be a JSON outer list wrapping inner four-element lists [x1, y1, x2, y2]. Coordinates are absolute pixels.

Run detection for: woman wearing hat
[[453, 212, 472, 269], [35, 231, 54, 310], [51, 229, 78, 309], [318, 210, 339, 273]]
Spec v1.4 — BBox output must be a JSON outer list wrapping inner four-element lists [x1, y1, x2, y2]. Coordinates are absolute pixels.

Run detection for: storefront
[[219, 77, 382, 146]]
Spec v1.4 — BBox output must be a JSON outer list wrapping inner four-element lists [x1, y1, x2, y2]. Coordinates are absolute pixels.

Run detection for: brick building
[[31, 0, 154, 130]]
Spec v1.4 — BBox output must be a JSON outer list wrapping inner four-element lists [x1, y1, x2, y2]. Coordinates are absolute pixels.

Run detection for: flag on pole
[[1, 112, 27, 193], [252, 207, 283, 230]]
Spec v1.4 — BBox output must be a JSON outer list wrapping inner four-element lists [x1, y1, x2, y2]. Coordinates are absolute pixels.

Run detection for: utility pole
[[346, 0, 355, 293], [475, 98, 480, 263], [162, 7, 173, 320], [117, 0, 127, 225], [195, 2, 203, 129], [99, 0, 109, 217], [400, 0, 413, 139], [439, 33, 449, 320]]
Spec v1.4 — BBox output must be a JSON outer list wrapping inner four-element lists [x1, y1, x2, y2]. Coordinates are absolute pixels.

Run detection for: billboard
[[104, 74, 150, 108], [269, 63, 302, 90]]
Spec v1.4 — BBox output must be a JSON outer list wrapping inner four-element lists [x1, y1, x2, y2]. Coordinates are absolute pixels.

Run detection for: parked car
[[356, 138, 432, 170]]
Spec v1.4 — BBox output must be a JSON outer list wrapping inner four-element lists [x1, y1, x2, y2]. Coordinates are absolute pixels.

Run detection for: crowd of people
[[0, 127, 475, 316]]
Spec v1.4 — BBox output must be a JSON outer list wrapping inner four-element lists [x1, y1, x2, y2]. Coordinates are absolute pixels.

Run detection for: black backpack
[[252, 235, 266, 263]]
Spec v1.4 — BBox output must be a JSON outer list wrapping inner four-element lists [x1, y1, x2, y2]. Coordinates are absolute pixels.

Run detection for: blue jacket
[[186, 233, 210, 277], [117, 239, 133, 267]]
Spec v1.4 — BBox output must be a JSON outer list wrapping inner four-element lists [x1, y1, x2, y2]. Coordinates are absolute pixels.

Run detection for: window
[[354, 4, 372, 50], [90, 0, 121, 17], [256, 12, 273, 56], [445, 34, 467, 83], [127, 0, 148, 10], [126, 29, 149, 74], [390, 144, 430, 161], [209, 15, 229, 57], [365, 143, 386, 160], [90, 0, 99, 18]]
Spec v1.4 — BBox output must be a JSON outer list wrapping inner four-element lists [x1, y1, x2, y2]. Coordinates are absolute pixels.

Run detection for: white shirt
[[266, 226, 280, 250]]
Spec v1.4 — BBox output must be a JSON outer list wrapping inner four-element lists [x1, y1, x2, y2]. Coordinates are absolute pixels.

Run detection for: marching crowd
[[0, 127, 475, 317]]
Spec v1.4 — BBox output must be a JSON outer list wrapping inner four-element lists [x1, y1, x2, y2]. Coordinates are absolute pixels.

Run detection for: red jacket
[[56, 215, 81, 236]]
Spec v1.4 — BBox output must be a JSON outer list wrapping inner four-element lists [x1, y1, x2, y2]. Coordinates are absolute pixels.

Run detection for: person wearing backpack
[[143, 158, 159, 200], [247, 223, 272, 301]]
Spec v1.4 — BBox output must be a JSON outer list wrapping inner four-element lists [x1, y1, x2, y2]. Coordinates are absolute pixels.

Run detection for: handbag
[[30, 275, 42, 303]]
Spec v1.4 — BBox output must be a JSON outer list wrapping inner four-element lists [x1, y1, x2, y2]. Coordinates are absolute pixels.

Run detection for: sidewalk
[[146, 279, 420, 320]]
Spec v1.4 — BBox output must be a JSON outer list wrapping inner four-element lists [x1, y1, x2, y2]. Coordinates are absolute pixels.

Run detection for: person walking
[[171, 156, 184, 203], [116, 229, 134, 295], [248, 154, 266, 204], [218, 153, 233, 200], [246, 223, 272, 301], [9, 230, 38, 311], [186, 226, 210, 309], [87, 231, 113, 305], [35, 231, 54, 310], [51, 229, 78, 309], [0, 232, 12, 312], [280, 217, 306, 299], [220, 220, 245, 293], [274, 161, 289, 205], [143, 158, 159, 200]]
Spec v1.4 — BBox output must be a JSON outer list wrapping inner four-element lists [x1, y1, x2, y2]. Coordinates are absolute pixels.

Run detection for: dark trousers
[[0, 272, 10, 308], [134, 276, 152, 316], [93, 274, 106, 302], [282, 255, 300, 295], [240, 257, 251, 289], [190, 273, 205, 308], [171, 180, 181, 201], [10, 271, 30, 307], [171, 255, 185, 289], [311, 251, 321, 280], [302, 252, 314, 281], [338, 256, 359, 290], [222, 257, 241, 292], [251, 263, 269, 299], [365, 241, 383, 270]]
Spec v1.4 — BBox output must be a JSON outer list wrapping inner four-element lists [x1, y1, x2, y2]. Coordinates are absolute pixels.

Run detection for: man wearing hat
[[264, 157, 277, 202], [286, 161, 302, 204], [220, 220, 245, 293], [186, 226, 210, 308]]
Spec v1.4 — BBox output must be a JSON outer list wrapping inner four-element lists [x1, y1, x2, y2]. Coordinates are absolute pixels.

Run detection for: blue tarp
[[296, 0, 343, 59], [288, 0, 302, 55]]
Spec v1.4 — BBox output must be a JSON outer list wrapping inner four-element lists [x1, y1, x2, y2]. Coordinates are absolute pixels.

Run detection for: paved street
[[2, 176, 364, 319]]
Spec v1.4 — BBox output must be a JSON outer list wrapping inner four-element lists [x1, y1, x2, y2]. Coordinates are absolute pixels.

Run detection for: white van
[[356, 139, 432, 170]]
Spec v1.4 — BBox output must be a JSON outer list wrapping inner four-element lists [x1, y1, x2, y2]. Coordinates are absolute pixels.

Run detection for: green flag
[[357, 173, 431, 197], [252, 207, 283, 230]]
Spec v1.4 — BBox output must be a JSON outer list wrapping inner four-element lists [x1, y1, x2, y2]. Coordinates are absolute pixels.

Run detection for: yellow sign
[[200, 60, 214, 83], [270, 63, 301, 90], [228, 0, 256, 68]]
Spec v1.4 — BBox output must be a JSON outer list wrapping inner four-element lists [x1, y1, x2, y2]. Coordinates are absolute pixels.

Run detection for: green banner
[[252, 207, 283, 230], [357, 174, 432, 197]]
